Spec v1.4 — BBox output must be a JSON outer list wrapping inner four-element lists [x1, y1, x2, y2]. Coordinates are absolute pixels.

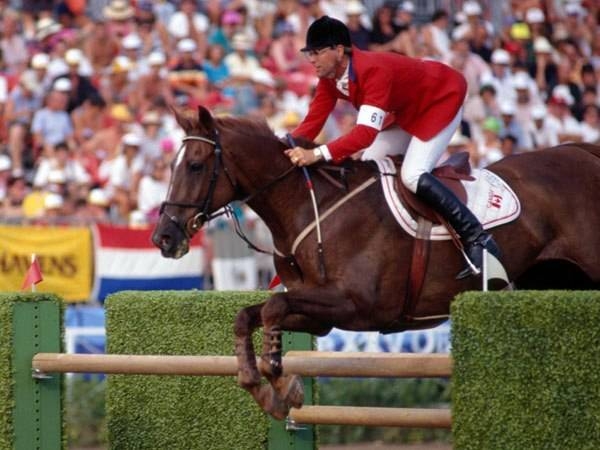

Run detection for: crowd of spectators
[[0, 0, 599, 227]]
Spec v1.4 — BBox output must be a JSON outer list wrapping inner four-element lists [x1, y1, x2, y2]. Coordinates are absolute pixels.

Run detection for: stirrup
[[456, 234, 500, 280]]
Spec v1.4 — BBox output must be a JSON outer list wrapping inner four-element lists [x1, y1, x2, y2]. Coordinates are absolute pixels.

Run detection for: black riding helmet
[[300, 15, 352, 52]]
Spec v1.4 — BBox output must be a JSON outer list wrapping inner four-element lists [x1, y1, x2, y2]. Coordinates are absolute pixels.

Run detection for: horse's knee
[[234, 309, 251, 337], [261, 294, 288, 325]]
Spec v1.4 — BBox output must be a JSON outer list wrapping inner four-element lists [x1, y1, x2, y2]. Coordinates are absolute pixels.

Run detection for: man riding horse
[[285, 16, 499, 279]]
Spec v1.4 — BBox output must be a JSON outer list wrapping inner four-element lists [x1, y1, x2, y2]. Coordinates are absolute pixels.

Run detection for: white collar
[[335, 63, 350, 96]]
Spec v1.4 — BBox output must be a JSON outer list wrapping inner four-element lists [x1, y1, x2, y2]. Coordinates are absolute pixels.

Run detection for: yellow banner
[[0, 225, 92, 301]]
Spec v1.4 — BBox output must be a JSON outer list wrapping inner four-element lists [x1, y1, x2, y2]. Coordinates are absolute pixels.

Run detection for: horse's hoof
[[281, 375, 304, 409], [259, 386, 290, 420]]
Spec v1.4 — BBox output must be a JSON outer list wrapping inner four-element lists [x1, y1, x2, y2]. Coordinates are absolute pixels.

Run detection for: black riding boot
[[415, 173, 501, 279]]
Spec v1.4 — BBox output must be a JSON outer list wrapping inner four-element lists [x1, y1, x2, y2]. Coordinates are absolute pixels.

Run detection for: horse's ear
[[171, 106, 194, 133], [197, 106, 214, 128]]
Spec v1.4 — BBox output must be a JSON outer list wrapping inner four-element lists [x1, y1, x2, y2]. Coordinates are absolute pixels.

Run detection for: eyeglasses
[[303, 46, 333, 58]]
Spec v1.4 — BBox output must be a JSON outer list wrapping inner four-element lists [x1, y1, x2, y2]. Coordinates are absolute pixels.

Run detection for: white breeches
[[361, 108, 463, 193]]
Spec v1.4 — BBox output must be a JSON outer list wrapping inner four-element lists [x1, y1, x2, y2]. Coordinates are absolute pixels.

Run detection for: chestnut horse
[[152, 107, 600, 419]]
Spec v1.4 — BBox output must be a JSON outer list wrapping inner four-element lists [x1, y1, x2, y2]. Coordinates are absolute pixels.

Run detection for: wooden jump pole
[[32, 351, 452, 378], [289, 405, 452, 428]]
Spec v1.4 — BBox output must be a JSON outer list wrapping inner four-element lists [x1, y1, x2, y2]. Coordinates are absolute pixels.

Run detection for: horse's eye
[[188, 162, 203, 172]]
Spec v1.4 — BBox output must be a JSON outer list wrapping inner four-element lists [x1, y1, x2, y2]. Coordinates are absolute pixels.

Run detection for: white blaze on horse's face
[[174, 144, 187, 170]]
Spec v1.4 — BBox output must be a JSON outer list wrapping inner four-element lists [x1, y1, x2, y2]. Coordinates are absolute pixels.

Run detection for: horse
[[152, 106, 600, 419]]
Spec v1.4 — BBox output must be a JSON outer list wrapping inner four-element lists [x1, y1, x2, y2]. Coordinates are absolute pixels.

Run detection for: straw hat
[[103, 0, 134, 21], [122, 133, 142, 147], [35, 17, 62, 41], [110, 103, 133, 122], [345, 0, 365, 16], [88, 188, 110, 207], [44, 193, 64, 210], [53, 78, 72, 92], [141, 111, 162, 125], [31, 53, 50, 69]]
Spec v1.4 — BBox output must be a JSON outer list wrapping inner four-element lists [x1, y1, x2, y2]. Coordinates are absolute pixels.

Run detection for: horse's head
[[152, 106, 237, 258]]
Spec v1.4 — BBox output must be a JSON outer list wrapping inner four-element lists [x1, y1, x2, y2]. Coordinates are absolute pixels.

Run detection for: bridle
[[159, 129, 296, 240]]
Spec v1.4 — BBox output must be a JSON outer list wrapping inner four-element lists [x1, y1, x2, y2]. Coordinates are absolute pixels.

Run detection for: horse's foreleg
[[234, 303, 291, 419], [259, 290, 344, 412]]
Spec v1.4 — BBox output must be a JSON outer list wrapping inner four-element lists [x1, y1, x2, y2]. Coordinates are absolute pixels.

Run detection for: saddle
[[392, 152, 475, 224]]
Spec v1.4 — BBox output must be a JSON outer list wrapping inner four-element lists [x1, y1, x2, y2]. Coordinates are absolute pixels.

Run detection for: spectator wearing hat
[[546, 84, 583, 143], [168, 38, 208, 107], [121, 34, 145, 79], [76, 188, 111, 224], [99, 55, 136, 106], [511, 70, 542, 135], [224, 33, 261, 114], [344, 1, 371, 51], [498, 100, 529, 151], [532, 36, 558, 94], [106, 132, 145, 220], [167, 0, 209, 51], [33, 141, 90, 195], [526, 104, 558, 149], [480, 48, 515, 103], [53, 48, 100, 113], [31, 79, 74, 162], [452, 1, 494, 61], [5, 71, 44, 177], [1, 9, 28, 75], [133, 52, 175, 115], [33, 17, 63, 50], [103, 0, 136, 39], [30, 53, 52, 92], [138, 110, 166, 166]]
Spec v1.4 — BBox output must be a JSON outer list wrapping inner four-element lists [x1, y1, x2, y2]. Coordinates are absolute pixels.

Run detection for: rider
[[285, 15, 500, 279]]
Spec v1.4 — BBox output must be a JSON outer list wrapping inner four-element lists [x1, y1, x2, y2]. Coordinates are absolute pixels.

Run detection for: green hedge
[[452, 290, 600, 450], [0, 292, 63, 450], [106, 290, 276, 450]]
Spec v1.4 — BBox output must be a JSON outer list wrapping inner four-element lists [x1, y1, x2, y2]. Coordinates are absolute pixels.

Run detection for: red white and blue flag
[[91, 224, 205, 302]]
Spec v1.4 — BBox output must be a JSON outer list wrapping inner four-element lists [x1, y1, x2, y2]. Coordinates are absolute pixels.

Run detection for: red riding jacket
[[292, 47, 467, 162]]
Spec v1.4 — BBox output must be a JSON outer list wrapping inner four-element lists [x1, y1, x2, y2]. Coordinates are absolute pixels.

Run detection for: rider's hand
[[285, 146, 322, 167]]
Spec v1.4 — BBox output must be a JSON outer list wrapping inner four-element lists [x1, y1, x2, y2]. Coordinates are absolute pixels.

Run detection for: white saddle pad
[[376, 158, 521, 241]]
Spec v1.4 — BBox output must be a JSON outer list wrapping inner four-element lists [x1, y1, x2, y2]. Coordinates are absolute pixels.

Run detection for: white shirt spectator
[[33, 157, 90, 188], [108, 154, 145, 190], [167, 10, 209, 39]]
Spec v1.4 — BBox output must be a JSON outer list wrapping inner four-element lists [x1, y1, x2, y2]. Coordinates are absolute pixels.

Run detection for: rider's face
[[305, 45, 346, 79]]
